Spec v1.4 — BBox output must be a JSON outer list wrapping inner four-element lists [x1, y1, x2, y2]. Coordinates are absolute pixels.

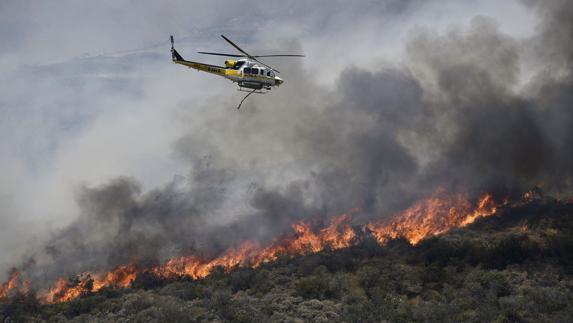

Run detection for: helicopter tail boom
[[170, 36, 227, 76]]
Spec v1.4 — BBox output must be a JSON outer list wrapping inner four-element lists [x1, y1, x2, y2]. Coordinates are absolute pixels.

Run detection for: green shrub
[[228, 268, 256, 292], [295, 276, 329, 299], [465, 270, 512, 298], [159, 281, 204, 300], [0, 292, 41, 321], [421, 263, 448, 287], [249, 269, 272, 295], [341, 299, 375, 323], [207, 289, 234, 319], [355, 265, 380, 289], [65, 296, 100, 318], [486, 234, 538, 269], [132, 270, 168, 290]]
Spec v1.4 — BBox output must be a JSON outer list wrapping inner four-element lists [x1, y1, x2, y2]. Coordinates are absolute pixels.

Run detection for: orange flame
[[366, 189, 498, 245], [0, 271, 31, 302], [4, 189, 503, 303], [152, 212, 359, 280], [43, 263, 138, 303], [0, 271, 20, 300]]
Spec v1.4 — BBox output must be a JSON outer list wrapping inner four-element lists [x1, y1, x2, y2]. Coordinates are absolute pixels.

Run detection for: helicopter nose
[[275, 77, 284, 86]]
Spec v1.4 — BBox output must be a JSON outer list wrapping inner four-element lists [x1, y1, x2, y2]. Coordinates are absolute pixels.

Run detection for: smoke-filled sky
[[1, 0, 571, 282]]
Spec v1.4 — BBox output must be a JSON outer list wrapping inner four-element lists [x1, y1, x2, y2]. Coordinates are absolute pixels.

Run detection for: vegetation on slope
[[2, 198, 573, 322]]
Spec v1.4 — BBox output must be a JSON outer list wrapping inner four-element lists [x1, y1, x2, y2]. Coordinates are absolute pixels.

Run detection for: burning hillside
[[2, 189, 573, 322], [1, 188, 509, 303], [2, 1, 573, 321]]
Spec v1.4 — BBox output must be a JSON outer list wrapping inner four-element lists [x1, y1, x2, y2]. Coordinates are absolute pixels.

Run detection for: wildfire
[[0, 271, 20, 300], [1, 189, 503, 304], [42, 264, 138, 303], [0, 271, 29, 301], [366, 189, 498, 245], [152, 212, 359, 280]]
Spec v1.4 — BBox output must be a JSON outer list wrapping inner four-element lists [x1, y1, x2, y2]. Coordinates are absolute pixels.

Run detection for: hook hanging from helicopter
[[170, 35, 304, 109]]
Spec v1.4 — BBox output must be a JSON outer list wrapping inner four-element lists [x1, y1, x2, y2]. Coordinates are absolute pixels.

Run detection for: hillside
[[1, 197, 573, 322]]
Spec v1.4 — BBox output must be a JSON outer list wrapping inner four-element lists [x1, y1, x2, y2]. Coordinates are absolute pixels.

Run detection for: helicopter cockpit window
[[251, 68, 259, 75], [234, 61, 245, 70], [260, 69, 264, 75], [244, 67, 251, 74]]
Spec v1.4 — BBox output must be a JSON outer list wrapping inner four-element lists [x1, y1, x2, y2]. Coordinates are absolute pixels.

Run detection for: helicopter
[[170, 35, 304, 109]]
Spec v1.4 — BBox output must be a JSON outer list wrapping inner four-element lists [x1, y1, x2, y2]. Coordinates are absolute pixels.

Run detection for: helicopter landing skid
[[237, 88, 267, 94]]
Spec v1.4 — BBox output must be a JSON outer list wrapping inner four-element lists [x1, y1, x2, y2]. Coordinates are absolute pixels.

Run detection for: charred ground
[[2, 196, 572, 322]]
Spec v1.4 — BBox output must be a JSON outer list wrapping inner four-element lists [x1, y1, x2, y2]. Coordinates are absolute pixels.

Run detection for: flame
[[0, 271, 30, 302], [152, 241, 262, 280], [366, 189, 498, 245], [3, 189, 503, 303], [0, 271, 20, 300], [152, 212, 359, 280], [43, 263, 138, 303]]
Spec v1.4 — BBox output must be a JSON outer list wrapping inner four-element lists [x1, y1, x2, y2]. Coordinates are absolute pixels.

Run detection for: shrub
[[0, 292, 41, 321], [355, 265, 380, 290], [228, 268, 256, 292], [132, 271, 168, 290], [465, 270, 512, 298], [207, 289, 234, 319], [295, 276, 329, 299], [525, 286, 571, 314], [249, 269, 272, 295], [485, 234, 538, 269], [65, 296, 100, 317], [546, 231, 573, 267], [341, 300, 375, 323], [421, 263, 448, 287], [422, 237, 466, 265], [159, 281, 204, 300]]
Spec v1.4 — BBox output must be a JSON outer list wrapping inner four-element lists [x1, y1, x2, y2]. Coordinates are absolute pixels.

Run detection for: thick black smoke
[[14, 0, 573, 287]]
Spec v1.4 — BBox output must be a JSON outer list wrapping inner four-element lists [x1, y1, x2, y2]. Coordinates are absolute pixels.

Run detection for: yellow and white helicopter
[[170, 35, 304, 109]]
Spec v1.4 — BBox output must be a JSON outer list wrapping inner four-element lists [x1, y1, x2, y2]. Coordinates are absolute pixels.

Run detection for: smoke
[[4, 0, 573, 287]]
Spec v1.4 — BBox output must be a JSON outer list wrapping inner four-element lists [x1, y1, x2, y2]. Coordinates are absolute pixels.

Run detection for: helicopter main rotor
[[197, 35, 305, 73]]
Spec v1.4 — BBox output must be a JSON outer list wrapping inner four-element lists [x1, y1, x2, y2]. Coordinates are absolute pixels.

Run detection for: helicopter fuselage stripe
[[175, 60, 226, 75], [175, 60, 275, 86]]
